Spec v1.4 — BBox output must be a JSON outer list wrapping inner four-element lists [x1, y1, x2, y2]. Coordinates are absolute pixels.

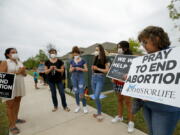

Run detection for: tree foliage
[[23, 49, 48, 69], [128, 38, 143, 54], [167, 0, 180, 41], [168, 0, 180, 20]]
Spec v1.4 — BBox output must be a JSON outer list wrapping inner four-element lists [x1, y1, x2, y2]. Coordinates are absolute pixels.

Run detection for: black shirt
[[93, 56, 108, 73], [123, 50, 133, 55], [45, 59, 64, 82]]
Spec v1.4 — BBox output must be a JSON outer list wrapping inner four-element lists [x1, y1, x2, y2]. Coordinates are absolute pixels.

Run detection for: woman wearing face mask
[[0, 48, 26, 135], [138, 26, 180, 135], [69, 46, 88, 114], [45, 48, 70, 112], [111, 41, 134, 133], [91, 44, 109, 121]]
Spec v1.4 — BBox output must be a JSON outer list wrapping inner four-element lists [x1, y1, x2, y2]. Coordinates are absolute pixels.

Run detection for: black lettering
[[144, 74, 151, 83], [137, 75, 144, 83], [148, 54, 156, 62], [166, 60, 177, 71], [163, 73, 175, 84], [142, 55, 148, 63], [156, 61, 166, 71], [149, 63, 157, 72], [163, 49, 172, 59], [155, 52, 163, 61], [140, 65, 147, 73], [175, 72, 180, 84]]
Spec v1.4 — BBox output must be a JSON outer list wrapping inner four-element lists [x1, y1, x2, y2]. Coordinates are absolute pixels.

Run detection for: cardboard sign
[[0, 73, 16, 99], [107, 54, 137, 81], [122, 47, 180, 108]]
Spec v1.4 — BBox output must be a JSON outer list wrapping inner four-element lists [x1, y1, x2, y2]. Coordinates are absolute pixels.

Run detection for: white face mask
[[118, 48, 123, 54], [12, 53, 19, 60], [50, 54, 57, 59], [74, 55, 80, 60], [94, 51, 99, 56]]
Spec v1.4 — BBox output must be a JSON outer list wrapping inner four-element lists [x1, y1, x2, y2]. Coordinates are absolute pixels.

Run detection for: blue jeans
[[48, 81, 67, 109], [143, 102, 180, 135], [91, 74, 105, 115], [71, 72, 86, 107]]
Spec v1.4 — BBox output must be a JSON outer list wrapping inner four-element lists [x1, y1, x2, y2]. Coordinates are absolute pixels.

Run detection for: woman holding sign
[[111, 41, 134, 133], [91, 44, 109, 121], [138, 26, 180, 135], [0, 48, 26, 135]]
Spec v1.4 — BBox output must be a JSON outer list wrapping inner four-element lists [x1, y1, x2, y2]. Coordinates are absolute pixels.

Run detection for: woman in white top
[[0, 48, 26, 135]]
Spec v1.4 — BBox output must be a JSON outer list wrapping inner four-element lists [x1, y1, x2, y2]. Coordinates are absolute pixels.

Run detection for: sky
[[0, 0, 179, 61]]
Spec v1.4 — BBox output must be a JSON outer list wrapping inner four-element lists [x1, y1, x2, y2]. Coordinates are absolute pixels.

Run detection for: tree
[[168, 0, 180, 20], [168, 0, 180, 41], [128, 38, 143, 55], [35, 49, 48, 61], [23, 49, 48, 69], [23, 57, 39, 70]]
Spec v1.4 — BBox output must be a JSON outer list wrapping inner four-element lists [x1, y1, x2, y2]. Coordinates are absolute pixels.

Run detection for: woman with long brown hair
[[91, 44, 109, 121]]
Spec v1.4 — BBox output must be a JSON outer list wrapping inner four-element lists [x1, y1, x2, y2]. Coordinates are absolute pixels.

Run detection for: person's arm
[[45, 66, 53, 74], [18, 67, 27, 76], [69, 65, 75, 72], [55, 65, 64, 73], [76, 64, 88, 72], [0, 61, 7, 73], [93, 63, 110, 73]]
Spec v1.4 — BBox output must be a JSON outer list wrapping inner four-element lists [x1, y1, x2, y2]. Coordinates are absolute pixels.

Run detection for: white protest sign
[[122, 47, 180, 108], [0, 72, 16, 99]]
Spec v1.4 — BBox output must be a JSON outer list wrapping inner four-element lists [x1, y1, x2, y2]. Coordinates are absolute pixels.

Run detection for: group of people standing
[[0, 25, 180, 135], [44, 41, 135, 132]]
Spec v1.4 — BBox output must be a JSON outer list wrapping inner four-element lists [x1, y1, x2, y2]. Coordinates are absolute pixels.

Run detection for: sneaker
[[74, 106, 80, 113], [111, 116, 123, 123], [83, 107, 88, 114], [128, 121, 135, 133]]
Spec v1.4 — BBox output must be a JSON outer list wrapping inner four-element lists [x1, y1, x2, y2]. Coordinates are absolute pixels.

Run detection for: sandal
[[96, 115, 104, 122], [93, 114, 103, 122], [52, 107, 58, 112], [16, 119, 26, 124], [64, 107, 70, 112], [10, 127, 20, 134], [93, 114, 98, 118]]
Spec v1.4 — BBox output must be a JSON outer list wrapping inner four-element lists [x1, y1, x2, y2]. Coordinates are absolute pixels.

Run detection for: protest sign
[[107, 54, 137, 81], [122, 47, 180, 108], [0, 72, 16, 99]]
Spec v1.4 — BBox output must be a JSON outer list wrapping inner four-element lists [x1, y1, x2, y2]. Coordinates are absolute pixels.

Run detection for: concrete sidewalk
[[16, 75, 147, 135]]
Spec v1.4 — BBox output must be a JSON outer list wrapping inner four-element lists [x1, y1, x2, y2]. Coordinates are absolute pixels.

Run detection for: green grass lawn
[[0, 100, 9, 135], [86, 92, 180, 135]]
